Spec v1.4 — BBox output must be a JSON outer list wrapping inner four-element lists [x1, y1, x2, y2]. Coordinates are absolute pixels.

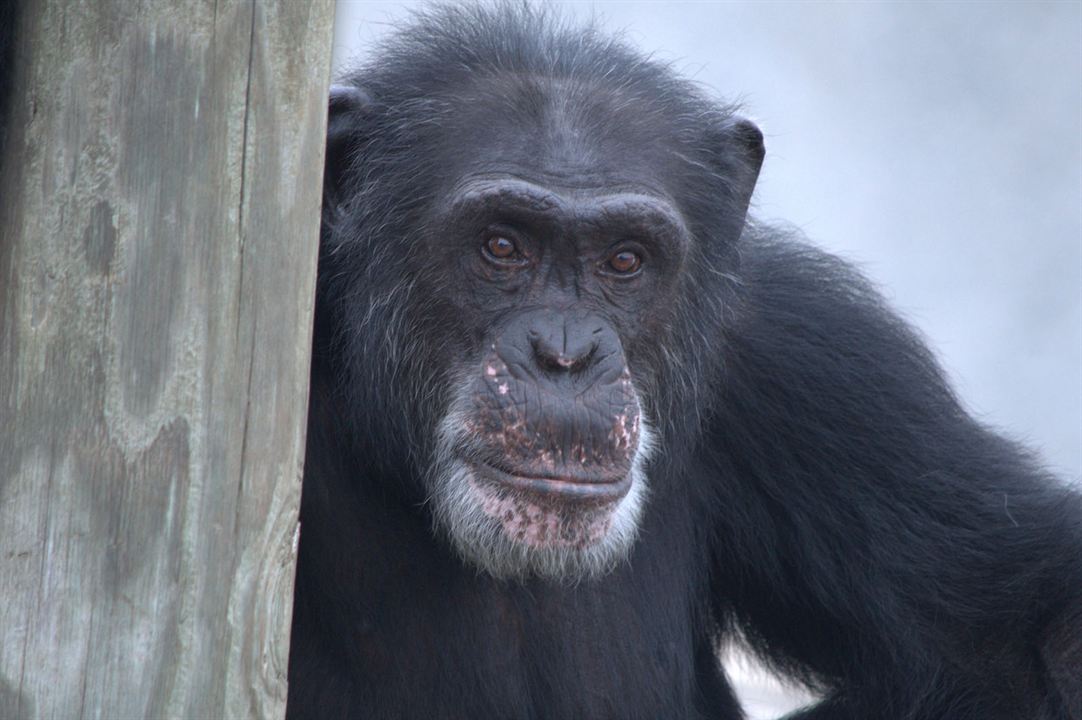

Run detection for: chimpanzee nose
[[529, 317, 599, 374]]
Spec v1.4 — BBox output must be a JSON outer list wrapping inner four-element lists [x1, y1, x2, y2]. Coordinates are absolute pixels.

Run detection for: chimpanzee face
[[427, 179, 690, 580], [415, 78, 696, 580], [326, 68, 760, 581]]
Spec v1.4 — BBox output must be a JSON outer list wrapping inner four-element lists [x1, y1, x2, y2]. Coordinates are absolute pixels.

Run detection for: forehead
[[434, 72, 685, 196]]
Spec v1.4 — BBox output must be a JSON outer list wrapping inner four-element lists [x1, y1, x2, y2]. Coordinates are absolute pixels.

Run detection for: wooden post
[[0, 1, 334, 718]]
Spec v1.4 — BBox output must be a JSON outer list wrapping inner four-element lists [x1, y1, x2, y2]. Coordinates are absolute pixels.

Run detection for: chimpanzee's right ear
[[324, 84, 372, 205]]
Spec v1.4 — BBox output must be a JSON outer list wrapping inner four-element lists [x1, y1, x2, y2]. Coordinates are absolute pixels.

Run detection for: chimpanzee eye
[[607, 250, 642, 275], [482, 234, 521, 263]]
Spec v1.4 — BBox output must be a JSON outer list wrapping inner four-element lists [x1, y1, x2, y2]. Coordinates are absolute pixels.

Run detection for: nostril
[[531, 341, 564, 373], [568, 342, 598, 374], [532, 335, 601, 370], [530, 336, 597, 374], [554, 355, 576, 369]]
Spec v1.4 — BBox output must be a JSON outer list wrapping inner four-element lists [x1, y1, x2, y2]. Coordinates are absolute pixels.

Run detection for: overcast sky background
[[331, 1, 1082, 481]]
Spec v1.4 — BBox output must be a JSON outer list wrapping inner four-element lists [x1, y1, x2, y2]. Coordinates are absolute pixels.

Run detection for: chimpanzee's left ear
[[324, 84, 372, 207], [711, 116, 765, 231]]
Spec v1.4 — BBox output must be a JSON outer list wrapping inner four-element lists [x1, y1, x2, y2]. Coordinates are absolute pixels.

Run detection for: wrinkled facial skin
[[471, 315, 639, 488], [424, 176, 687, 580]]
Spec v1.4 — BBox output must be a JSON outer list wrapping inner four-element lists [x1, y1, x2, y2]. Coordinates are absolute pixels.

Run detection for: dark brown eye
[[483, 234, 519, 261], [607, 250, 642, 275]]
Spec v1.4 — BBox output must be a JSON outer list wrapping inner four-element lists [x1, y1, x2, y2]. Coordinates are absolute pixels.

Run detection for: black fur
[[288, 5, 1082, 718]]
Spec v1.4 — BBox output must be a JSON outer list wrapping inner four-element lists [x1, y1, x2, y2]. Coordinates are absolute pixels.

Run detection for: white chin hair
[[428, 414, 656, 583]]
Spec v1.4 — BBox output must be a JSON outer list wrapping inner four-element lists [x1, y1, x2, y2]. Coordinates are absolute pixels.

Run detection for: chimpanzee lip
[[467, 459, 632, 502]]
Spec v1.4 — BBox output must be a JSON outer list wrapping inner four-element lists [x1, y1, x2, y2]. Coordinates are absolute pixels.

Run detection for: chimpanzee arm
[[702, 231, 1082, 720]]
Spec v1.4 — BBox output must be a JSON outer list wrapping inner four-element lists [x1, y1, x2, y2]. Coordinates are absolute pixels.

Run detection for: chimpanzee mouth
[[466, 459, 633, 503], [433, 409, 656, 577]]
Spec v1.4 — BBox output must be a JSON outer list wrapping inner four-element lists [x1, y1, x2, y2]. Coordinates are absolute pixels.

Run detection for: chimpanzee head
[[318, 5, 763, 580]]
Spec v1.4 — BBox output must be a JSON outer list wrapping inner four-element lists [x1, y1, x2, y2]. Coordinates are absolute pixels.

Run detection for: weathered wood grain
[[0, 1, 333, 717]]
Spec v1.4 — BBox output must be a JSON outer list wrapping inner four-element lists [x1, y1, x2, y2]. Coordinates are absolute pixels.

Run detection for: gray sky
[[332, 1, 1082, 481]]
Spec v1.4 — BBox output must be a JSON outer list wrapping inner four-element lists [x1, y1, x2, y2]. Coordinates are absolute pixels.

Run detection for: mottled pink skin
[[464, 345, 642, 547], [473, 348, 640, 480], [612, 410, 640, 454], [467, 474, 615, 549]]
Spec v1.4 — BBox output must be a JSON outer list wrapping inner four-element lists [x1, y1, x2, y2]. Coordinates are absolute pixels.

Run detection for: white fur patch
[[427, 395, 657, 582]]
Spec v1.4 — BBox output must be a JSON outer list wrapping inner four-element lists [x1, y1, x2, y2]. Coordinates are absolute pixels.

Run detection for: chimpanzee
[[286, 4, 1082, 719]]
